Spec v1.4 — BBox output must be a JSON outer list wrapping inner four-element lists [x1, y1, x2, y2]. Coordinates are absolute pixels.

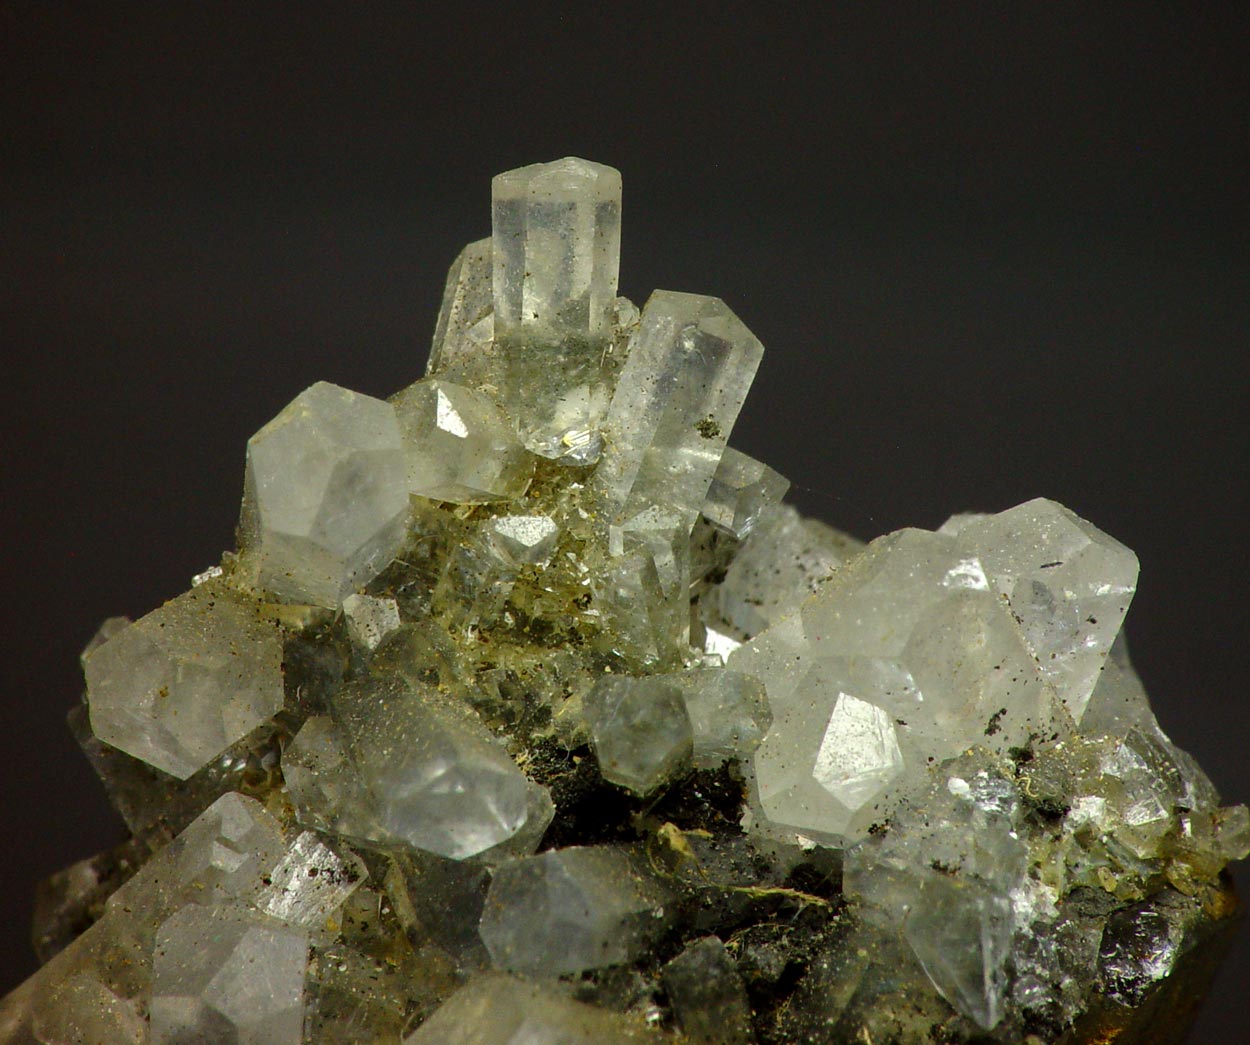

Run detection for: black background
[[2, 5, 1247, 1038]]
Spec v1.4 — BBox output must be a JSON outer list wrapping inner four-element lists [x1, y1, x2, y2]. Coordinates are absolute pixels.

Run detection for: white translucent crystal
[[479, 847, 669, 976], [710, 504, 863, 639], [739, 521, 1067, 845], [83, 583, 283, 780], [593, 290, 764, 532], [108, 793, 287, 920], [812, 692, 905, 810], [491, 157, 621, 339], [151, 904, 307, 1044], [405, 974, 651, 1044], [250, 832, 366, 930], [484, 513, 560, 566], [904, 879, 1013, 1030], [341, 592, 402, 651], [701, 446, 790, 539], [956, 497, 1139, 720], [844, 765, 1027, 1030], [673, 669, 771, 769], [427, 237, 494, 384], [287, 677, 540, 860], [584, 675, 693, 795], [240, 381, 411, 607], [391, 377, 533, 502]]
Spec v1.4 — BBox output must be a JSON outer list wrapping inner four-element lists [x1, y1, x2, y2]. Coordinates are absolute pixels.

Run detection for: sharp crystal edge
[[4, 158, 1246, 1044]]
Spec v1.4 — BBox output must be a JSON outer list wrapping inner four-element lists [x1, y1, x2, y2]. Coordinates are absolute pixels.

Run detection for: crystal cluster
[[4, 158, 1245, 1045]]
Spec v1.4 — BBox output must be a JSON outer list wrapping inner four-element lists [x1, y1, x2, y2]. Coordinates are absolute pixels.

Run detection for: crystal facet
[[11, 159, 1245, 1045], [240, 381, 411, 607]]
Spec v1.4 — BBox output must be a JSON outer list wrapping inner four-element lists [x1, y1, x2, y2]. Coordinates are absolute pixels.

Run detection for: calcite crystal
[[4, 159, 1244, 1044]]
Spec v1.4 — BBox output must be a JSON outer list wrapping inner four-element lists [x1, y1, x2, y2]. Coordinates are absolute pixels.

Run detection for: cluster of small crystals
[[3, 159, 1247, 1045]]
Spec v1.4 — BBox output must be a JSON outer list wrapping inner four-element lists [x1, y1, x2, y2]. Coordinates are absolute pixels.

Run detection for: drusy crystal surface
[[4, 159, 1245, 1044]]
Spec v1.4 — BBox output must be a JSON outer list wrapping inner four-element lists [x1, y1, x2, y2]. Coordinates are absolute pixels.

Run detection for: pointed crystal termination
[[491, 158, 623, 460], [592, 290, 765, 533], [239, 381, 411, 607], [957, 497, 1139, 721], [285, 676, 542, 861], [83, 582, 283, 780], [391, 377, 534, 502], [427, 237, 494, 385], [492, 157, 621, 338]]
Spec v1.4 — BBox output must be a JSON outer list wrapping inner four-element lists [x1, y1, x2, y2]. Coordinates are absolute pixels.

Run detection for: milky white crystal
[[240, 381, 411, 607]]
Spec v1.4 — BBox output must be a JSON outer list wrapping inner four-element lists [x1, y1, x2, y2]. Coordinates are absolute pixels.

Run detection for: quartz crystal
[[8, 159, 1246, 1045]]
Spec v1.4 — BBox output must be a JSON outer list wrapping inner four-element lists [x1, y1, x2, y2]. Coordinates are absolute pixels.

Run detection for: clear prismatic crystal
[[5, 159, 1245, 1045]]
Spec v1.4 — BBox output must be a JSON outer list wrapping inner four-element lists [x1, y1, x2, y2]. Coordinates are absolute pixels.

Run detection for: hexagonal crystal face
[[593, 290, 764, 532], [240, 381, 411, 607], [84, 585, 283, 780], [584, 675, 693, 795]]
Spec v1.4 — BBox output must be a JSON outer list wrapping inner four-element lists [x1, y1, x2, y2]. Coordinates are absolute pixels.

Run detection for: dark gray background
[[2, 5, 1246, 1038]]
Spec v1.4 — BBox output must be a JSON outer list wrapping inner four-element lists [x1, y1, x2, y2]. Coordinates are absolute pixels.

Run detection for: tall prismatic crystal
[[489, 157, 623, 461]]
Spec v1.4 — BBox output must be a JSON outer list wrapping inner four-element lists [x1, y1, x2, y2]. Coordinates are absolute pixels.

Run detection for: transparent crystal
[[341, 592, 402, 651], [701, 446, 790, 539], [491, 157, 621, 339], [479, 847, 669, 976], [673, 668, 771, 769], [592, 290, 764, 533], [150, 904, 307, 1044], [391, 377, 533, 502], [427, 237, 494, 386], [710, 504, 863, 640], [584, 675, 693, 795], [83, 582, 283, 780], [957, 497, 1139, 721], [286, 677, 540, 860]]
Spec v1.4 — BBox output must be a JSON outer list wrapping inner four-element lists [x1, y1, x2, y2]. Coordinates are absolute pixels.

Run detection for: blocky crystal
[[584, 675, 693, 795], [478, 847, 670, 976], [10, 158, 1246, 1045], [239, 381, 411, 606], [83, 582, 283, 780], [391, 377, 533, 502]]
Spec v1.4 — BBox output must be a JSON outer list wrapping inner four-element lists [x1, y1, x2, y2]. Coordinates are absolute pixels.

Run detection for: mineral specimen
[[3, 158, 1244, 1045]]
